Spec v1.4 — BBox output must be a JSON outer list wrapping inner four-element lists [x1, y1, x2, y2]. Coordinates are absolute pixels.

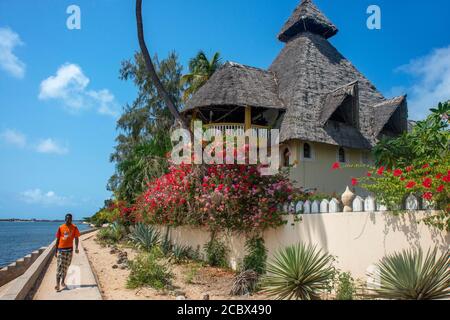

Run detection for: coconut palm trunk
[[135, 0, 191, 133]]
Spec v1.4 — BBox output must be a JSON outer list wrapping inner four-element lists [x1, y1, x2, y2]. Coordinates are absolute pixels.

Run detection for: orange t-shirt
[[56, 224, 80, 249]]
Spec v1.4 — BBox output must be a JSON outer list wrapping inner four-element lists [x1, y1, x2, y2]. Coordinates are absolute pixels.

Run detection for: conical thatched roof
[[270, 31, 390, 148], [183, 0, 408, 150], [183, 62, 285, 112], [278, 0, 338, 42]]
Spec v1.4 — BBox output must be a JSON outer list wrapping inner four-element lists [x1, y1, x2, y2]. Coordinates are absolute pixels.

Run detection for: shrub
[[127, 249, 173, 290], [128, 223, 160, 252], [170, 244, 192, 264], [184, 263, 200, 284], [371, 247, 450, 300], [335, 272, 356, 300], [261, 243, 334, 300], [96, 222, 126, 244], [135, 163, 294, 234], [230, 270, 260, 296], [242, 237, 267, 275], [204, 238, 228, 268]]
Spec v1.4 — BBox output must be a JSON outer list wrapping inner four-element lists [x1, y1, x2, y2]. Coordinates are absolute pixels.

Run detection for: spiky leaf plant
[[230, 270, 260, 296], [129, 223, 160, 252], [371, 248, 450, 300], [260, 243, 334, 300]]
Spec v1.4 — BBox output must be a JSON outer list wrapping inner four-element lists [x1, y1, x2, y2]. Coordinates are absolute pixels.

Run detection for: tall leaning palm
[[135, 0, 191, 133], [181, 51, 222, 102]]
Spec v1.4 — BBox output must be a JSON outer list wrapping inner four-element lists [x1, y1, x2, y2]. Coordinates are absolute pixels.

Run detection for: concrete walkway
[[33, 236, 102, 300]]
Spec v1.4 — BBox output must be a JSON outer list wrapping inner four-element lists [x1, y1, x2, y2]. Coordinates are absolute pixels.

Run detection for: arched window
[[283, 148, 290, 167], [338, 147, 346, 163], [303, 143, 311, 159]]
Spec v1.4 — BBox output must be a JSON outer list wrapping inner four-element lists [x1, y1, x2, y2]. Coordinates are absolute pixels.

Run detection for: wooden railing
[[203, 123, 270, 138]]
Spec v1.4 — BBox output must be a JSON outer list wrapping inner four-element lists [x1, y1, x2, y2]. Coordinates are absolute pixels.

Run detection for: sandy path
[[82, 231, 267, 300]]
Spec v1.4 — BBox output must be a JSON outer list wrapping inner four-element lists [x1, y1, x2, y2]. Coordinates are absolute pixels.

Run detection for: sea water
[[0, 221, 90, 268]]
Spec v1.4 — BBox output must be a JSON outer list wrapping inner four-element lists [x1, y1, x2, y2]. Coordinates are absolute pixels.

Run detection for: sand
[[82, 231, 267, 300]]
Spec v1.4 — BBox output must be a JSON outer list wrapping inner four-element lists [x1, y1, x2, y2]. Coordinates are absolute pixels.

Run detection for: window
[[303, 143, 311, 159], [361, 151, 370, 165], [283, 148, 290, 167], [338, 147, 346, 163]]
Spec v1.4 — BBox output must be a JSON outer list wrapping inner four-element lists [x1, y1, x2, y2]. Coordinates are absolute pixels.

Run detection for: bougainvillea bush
[[333, 157, 450, 230], [134, 163, 295, 234]]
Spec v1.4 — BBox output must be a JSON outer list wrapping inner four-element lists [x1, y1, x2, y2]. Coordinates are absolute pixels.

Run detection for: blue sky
[[0, 0, 449, 219]]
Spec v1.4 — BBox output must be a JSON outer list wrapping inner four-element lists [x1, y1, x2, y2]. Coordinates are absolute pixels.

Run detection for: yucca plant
[[260, 243, 334, 300], [370, 248, 450, 300], [128, 223, 160, 252], [170, 244, 192, 264]]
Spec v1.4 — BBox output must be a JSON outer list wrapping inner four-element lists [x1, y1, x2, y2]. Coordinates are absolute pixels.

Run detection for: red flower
[[422, 164, 430, 169], [400, 177, 406, 181], [393, 169, 403, 177], [422, 178, 432, 189], [367, 172, 372, 177], [351, 178, 358, 186], [422, 192, 433, 201], [406, 181, 416, 189], [406, 166, 413, 172], [331, 162, 341, 170], [436, 185, 444, 193], [377, 167, 385, 175]]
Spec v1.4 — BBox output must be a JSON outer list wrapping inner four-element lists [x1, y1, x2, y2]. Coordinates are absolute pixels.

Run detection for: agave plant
[[370, 248, 450, 300], [170, 244, 192, 264], [230, 270, 260, 296], [129, 223, 160, 252], [260, 243, 334, 300]]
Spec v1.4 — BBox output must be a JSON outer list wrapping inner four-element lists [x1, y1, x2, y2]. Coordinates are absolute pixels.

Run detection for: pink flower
[[331, 162, 340, 170]]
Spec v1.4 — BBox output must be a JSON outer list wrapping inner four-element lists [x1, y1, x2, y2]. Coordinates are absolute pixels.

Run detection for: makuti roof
[[183, 62, 285, 112], [183, 0, 408, 150]]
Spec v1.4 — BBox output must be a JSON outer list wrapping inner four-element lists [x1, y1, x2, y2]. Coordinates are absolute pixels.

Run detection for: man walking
[[55, 213, 80, 292]]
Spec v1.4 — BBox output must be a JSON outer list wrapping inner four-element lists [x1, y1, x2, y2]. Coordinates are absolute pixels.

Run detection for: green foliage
[[371, 247, 450, 300], [204, 238, 228, 268], [129, 223, 160, 252], [181, 51, 222, 102], [109, 51, 184, 203], [261, 243, 335, 300], [96, 222, 126, 245], [184, 263, 200, 284], [374, 101, 449, 168], [170, 244, 193, 264], [90, 207, 118, 227], [335, 272, 356, 300], [242, 237, 267, 275], [127, 249, 173, 290]]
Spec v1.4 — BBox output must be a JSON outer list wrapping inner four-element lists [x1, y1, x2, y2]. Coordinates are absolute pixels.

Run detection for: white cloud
[[35, 138, 69, 155], [0, 129, 26, 148], [20, 189, 70, 206], [39, 63, 119, 117], [395, 45, 450, 120], [0, 27, 26, 78]]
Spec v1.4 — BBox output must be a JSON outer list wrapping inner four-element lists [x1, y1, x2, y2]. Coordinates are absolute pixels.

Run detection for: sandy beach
[[82, 231, 267, 300]]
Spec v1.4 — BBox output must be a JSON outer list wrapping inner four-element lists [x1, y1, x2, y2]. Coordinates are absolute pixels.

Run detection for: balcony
[[203, 123, 270, 139]]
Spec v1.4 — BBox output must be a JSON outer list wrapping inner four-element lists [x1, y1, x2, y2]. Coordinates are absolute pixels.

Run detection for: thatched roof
[[372, 95, 408, 137], [278, 0, 338, 42], [183, 0, 408, 150], [183, 62, 285, 112], [319, 81, 358, 126]]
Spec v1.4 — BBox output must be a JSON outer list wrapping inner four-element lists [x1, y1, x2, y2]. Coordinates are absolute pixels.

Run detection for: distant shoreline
[[0, 219, 85, 223]]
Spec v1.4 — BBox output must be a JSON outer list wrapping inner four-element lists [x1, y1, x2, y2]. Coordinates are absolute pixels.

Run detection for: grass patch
[[127, 248, 173, 290]]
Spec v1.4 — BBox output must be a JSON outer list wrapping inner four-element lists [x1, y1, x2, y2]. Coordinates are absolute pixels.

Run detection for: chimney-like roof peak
[[278, 0, 338, 42]]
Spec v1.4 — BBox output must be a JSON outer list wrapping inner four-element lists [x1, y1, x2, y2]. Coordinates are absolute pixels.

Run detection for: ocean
[[0, 221, 91, 268]]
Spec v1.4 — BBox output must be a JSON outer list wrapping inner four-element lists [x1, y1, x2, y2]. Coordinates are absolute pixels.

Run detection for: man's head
[[65, 213, 73, 225]]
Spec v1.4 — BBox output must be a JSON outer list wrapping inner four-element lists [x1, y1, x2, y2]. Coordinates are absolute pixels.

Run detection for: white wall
[[162, 211, 449, 280]]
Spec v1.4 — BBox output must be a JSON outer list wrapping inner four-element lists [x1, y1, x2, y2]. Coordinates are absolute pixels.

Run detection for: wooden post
[[191, 109, 198, 130], [245, 106, 251, 131]]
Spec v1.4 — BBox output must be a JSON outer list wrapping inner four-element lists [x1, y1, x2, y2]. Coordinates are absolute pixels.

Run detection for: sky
[[0, 0, 449, 219]]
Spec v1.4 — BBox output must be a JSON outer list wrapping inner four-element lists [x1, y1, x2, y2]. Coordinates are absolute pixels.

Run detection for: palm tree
[[181, 51, 222, 102], [135, 0, 190, 133]]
